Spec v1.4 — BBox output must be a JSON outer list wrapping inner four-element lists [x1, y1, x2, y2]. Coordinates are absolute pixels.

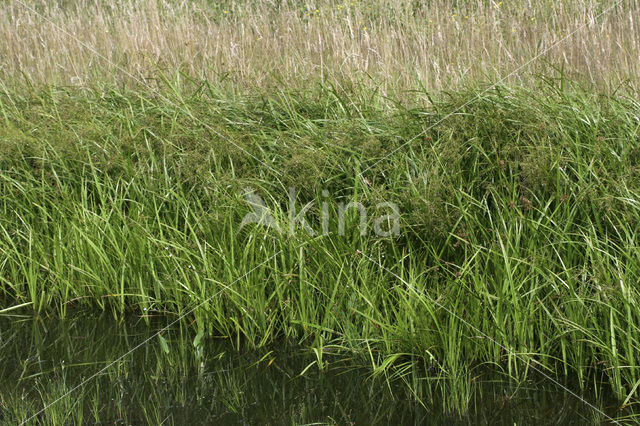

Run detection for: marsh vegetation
[[1, 0, 640, 424]]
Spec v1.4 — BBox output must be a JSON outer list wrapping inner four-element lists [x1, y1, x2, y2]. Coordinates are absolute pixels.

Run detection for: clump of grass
[[1, 78, 640, 418]]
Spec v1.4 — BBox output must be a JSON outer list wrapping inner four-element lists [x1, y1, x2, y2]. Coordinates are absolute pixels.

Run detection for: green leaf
[[158, 334, 170, 354], [193, 328, 205, 348]]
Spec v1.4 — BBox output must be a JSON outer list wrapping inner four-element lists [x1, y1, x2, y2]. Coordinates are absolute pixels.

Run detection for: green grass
[[1, 76, 640, 418]]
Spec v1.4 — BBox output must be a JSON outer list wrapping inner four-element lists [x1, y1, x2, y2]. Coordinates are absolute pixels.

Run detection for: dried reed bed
[[0, 0, 638, 91]]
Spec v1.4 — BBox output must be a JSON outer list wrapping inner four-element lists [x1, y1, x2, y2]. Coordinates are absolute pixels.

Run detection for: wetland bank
[[1, 0, 640, 423]]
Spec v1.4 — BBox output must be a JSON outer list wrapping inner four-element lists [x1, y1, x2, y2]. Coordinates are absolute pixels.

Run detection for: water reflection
[[0, 313, 631, 424]]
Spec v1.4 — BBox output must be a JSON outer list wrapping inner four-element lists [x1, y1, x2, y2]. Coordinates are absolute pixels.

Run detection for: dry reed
[[0, 1, 638, 91]]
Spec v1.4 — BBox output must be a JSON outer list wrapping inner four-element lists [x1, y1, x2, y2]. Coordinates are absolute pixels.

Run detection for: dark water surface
[[0, 313, 632, 425]]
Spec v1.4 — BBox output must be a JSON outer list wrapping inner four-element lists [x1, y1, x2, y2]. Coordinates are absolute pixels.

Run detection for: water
[[0, 313, 631, 424]]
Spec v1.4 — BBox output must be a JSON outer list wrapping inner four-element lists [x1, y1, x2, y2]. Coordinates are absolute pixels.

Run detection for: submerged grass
[[1, 77, 640, 418], [2, 314, 613, 425]]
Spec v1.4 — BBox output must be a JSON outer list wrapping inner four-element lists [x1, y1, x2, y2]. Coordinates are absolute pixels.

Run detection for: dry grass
[[0, 0, 639, 91]]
